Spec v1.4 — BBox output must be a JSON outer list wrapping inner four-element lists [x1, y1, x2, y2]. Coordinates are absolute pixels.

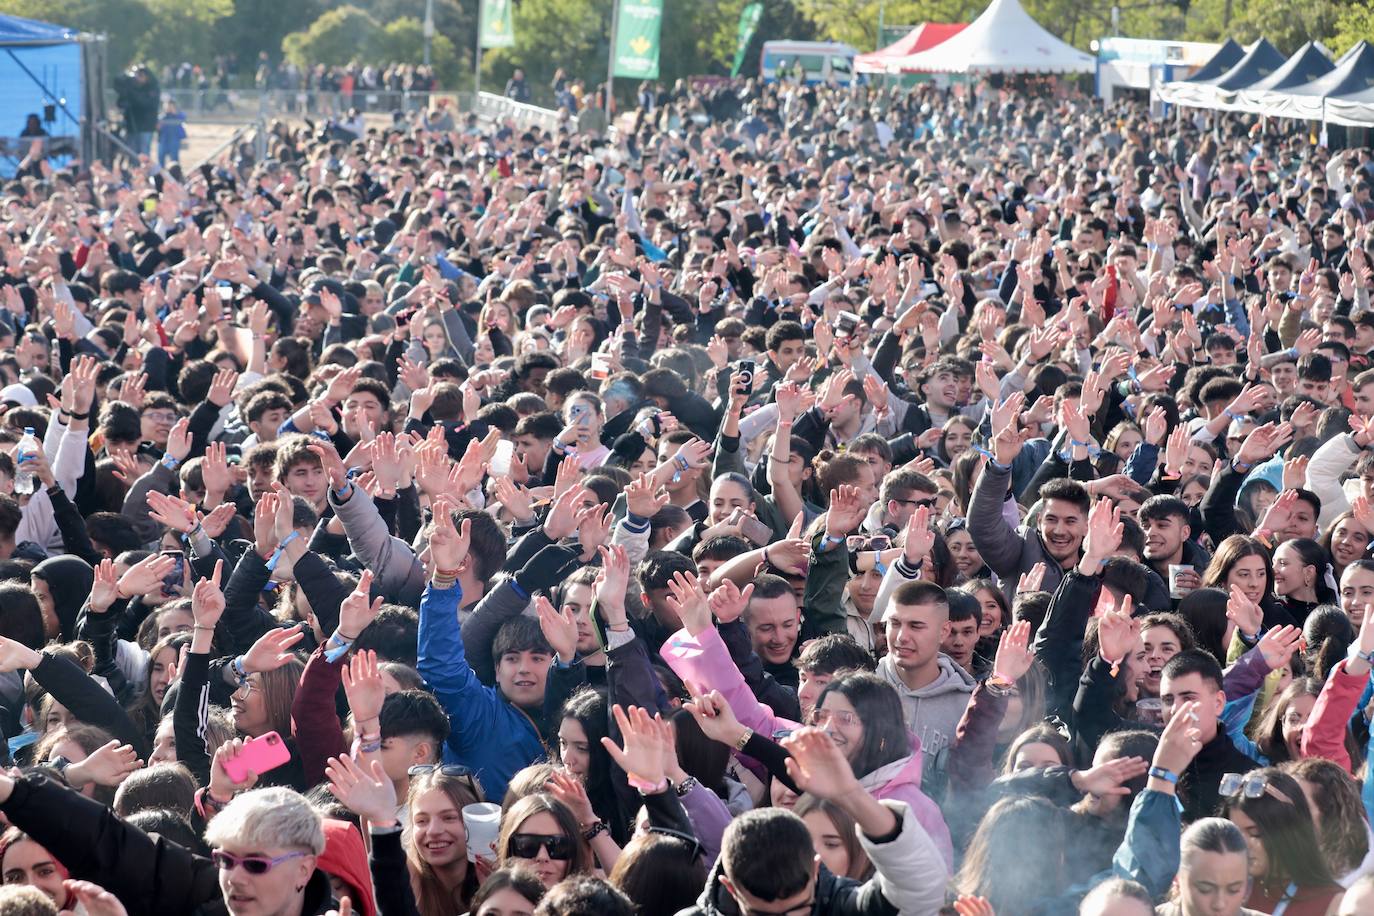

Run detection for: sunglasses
[[408, 764, 475, 779], [892, 497, 937, 509], [648, 826, 705, 861], [211, 850, 309, 875], [846, 534, 891, 552], [1219, 772, 1293, 804], [509, 833, 574, 861]]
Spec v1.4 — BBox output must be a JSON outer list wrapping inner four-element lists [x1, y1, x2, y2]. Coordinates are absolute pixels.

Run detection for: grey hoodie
[[877, 654, 975, 779]]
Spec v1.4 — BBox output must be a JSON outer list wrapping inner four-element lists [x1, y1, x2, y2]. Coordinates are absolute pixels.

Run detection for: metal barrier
[[473, 91, 566, 133], [112, 88, 468, 123]]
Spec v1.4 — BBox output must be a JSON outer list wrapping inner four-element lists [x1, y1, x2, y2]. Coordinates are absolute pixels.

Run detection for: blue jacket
[[417, 582, 545, 800]]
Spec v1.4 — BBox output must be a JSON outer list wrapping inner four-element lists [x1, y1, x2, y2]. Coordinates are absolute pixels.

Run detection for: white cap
[[0, 384, 36, 407]]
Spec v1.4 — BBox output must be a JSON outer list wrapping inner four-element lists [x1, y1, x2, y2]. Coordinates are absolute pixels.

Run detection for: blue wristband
[[1148, 766, 1178, 784]]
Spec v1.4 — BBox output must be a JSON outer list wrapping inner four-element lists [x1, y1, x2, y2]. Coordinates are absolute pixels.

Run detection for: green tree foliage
[[377, 16, 461, 83], [0, 0, 152, 73], [281, 5, 381, 69]]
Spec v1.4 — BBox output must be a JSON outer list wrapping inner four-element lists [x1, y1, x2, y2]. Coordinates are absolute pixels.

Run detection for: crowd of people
[[0, 72, 1373, 916]]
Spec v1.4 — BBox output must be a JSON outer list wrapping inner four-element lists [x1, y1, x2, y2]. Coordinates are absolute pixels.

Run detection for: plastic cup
[[463, 802, 502, 863], [1168, 564, 1194, 599], [1135, 698, 1164, 727]]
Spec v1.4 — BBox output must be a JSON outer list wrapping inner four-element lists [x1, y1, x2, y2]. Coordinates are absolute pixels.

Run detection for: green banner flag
[[479, 0, 514, 49], [731, 2, 764, 77], [612, 0, 663, 80]]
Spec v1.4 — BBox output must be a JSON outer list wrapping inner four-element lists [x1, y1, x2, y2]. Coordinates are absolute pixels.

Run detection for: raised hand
[[190, 559, 226, 629], [1225, 583, 1264, 639], [341, 648, 385, 725], [0, 634, 41, 673], [242, 623, 305, 674], [545, 768, 597, 827], [64, 739, 142, 788], [536, 596, 579, 665], [707, 579, 755, 626], [63, 881, 129, 916], [683, 687, 749, 748], [1070, 755, 1150, 797], [324, 753, 397, 825], [339, 570, 384, 641], [594, 543, 631, 619], [1257, 624, 1302, 671], [625, 472, 669, 519], [1153, 700, 1204, 776], [780, 727, 863, 801], [666, 569, 711, 635], [1080, 498, 1123, 568], [427, 499, 471, 573], [1016, 562, 1047, 594], [118, 552, 178, 600], [147, 490, 199, 534], [825, 484, 866, 538], [207, 367, 238, 408], [992, 620, 1034, 683], [601, 705, 668, 788], [1097, 598, 1139, 667], [543, 483, 589, 541]]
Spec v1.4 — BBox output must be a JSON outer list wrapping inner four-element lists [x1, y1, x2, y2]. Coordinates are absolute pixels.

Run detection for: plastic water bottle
[[13, 427, 37, 496]]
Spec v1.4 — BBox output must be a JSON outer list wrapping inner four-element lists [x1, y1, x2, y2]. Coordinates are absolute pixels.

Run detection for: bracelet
[[357, 735, 382, 754], [323, 630, 357, 663], [66, 409, 89, 421], [1147, 766, 1178, 785], [192, 623, 215, 632], [161, 454, 181, 470], [266, 531, 300, 572], [582, 820, 608, 841], [627, 775, 669, 795], [733, 728, 754, 753], [231, 655, 249, 685], [674, 775, 700, 797]]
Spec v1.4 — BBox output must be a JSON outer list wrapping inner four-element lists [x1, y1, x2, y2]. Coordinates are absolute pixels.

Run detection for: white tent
[[880, 0, 1094, 74]]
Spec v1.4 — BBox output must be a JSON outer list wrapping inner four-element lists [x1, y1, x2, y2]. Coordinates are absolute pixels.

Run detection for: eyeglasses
[[647, 826, 705, 861], [807, 708, 860, 728], [1219, 772, 1293, 804], [211, 850, 310, 875], [846, 534, 891, 552], [142, 411, 179, 423], [508, 833, 575, 861]]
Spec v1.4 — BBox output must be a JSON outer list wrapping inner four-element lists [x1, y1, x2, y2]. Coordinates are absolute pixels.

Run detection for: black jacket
[[0, 771, 337, 916], [1180, 729, 1260, 821], [677, 861, 899, 916]]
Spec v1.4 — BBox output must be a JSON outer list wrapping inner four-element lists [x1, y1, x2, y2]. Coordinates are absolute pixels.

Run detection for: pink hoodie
[[662, 626, 954, 870]]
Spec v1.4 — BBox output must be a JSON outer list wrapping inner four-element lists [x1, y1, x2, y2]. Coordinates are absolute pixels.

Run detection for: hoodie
[[318, 819, 376, 916], [876, 654, 974, 797]]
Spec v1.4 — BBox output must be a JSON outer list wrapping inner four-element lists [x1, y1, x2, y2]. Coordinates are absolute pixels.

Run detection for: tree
[[281, 5, 382, 69], [0, 0, 153, 72], [1331, 2, 1374, 58], [134, 0, 235, 67], [378, 16, 460, 84]]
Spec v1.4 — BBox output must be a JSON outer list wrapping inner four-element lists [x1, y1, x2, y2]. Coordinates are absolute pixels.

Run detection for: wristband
[[819, 534, 845, 552], [266, 531, 300, 572], [231, 655, 249, 685], [323, 630, 356, 663], [66, 409, 89, 421], [357, 734, 382, 754], [1147, 766, 1178, 784], [733, 728, 754, 753], [674, 775, 700, 797], [582, 820, 608, 841], [161, 454, 181, 471], [333, 481, 354, 501]]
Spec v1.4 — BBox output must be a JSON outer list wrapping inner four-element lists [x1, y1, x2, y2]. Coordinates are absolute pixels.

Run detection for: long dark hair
[[956, 796, 1066, 914], [608, 830, 708, 916], [1178, 588, 1229, 664], [670, 707, 729, 799], [1223, 767, 1336, 890], [814, 671, 909, 779], [558, 688, 625, 844], [1278, 537, 1337, 604]]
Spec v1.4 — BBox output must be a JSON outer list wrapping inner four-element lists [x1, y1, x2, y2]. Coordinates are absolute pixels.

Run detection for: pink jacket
[[661, 627, 954, 870], [1302, 658, 1366, 773]]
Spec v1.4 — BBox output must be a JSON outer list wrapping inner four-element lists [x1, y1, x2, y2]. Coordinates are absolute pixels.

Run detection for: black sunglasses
[[407, 764, 474, 779], [509, 833, 574, 861]]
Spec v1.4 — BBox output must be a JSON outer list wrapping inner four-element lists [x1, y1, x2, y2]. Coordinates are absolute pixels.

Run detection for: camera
[[834, 310, 861, 338]]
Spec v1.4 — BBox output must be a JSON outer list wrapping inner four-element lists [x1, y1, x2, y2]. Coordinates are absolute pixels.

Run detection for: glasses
[[807, 708, 860, 728], [1219, 772, 1293, 804], [846, 535, 891, 552], [408, 763, 481, 794], [508, 833, 574, 861], [648, 826, 705, 861], [892, 497, 937, 509], [212, 850, 310, 875], [142, 411, 179, 423]]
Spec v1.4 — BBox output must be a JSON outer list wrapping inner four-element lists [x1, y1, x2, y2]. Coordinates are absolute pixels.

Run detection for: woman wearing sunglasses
[[497, 793, 593, 889], [1221, 767, 1344, 915]]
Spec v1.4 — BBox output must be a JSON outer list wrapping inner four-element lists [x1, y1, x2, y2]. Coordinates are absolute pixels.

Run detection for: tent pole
[[3, 46, 140, 162]]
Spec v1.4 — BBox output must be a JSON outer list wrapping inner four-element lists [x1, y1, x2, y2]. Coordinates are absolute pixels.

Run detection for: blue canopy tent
[[0, 13, 109, 176]]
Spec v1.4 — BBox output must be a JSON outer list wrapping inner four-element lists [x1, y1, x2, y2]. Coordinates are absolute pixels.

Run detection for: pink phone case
[[224, 730, 291, 783]]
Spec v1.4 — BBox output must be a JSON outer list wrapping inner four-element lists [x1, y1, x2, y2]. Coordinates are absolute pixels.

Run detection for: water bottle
[[13, 427, 38, 496]]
